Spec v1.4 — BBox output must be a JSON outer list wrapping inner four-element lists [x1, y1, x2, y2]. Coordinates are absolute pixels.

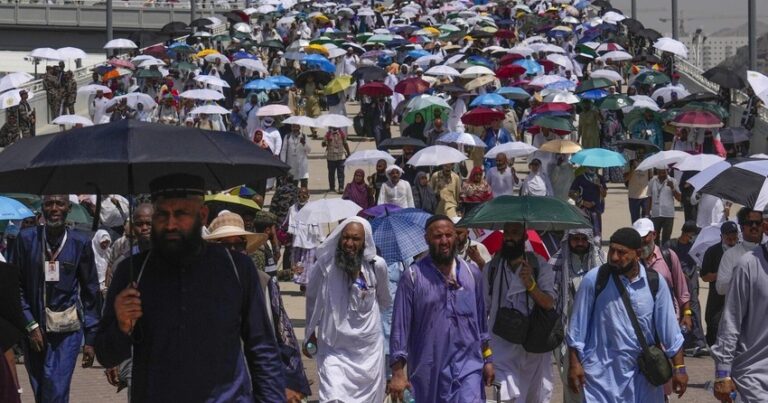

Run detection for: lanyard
[[43, 229, 68, 263]]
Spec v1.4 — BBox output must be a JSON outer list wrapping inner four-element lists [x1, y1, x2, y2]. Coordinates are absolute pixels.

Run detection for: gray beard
[[335, 247, 364, 281], [641, 243, 654, 259]]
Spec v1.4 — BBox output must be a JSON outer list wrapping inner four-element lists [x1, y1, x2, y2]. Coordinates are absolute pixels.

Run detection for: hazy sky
[[610, 0, 765, 37]]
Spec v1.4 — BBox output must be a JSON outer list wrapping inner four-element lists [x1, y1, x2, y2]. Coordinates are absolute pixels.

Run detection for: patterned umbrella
[[371, 208, 432, 264]]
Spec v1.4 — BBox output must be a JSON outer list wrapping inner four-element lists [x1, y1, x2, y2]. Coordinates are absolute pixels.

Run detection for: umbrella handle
[[91, 187, 102, 232]]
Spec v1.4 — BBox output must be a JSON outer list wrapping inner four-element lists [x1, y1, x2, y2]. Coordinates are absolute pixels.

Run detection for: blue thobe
[[390, 256, 488, 402], [566, 265, 684, 403], [12, 226, 101, 403], [95, 244, 286, 402], [483, 127, 513, 170]]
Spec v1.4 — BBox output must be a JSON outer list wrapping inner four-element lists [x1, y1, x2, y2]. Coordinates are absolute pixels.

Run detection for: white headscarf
[[313, 216, 377, 267], [91, 230, 112, 289]]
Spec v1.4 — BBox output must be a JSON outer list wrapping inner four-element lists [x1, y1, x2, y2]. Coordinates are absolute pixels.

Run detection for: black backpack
[[594, 263, 660, 302]]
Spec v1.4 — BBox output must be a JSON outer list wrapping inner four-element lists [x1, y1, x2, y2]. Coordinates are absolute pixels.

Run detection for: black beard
[[501, 240, 525, 261], [335, 247, 364, 281], [151, 216, 204, 262], [610, 261, 635, 275], [429, 242, 457, 266], [570, 245, 589, 256]]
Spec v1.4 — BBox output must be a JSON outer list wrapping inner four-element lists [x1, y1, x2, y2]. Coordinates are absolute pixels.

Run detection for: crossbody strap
[[611, 273, 650, 350]]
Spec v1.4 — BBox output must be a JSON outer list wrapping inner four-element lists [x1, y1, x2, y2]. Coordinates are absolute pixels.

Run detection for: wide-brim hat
[[204, 212, 268, 254]]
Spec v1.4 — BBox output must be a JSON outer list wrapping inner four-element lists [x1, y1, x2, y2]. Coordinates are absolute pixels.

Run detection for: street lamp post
[[631, 0, 637, 20], [671, 0, 679, 39], [191, 0, 197, 22], [748, 0, 757, 70], [107, 0, 113, 58]]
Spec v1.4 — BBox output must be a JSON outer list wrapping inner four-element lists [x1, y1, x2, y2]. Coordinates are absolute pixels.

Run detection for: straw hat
[[204, 211, 268, 254]]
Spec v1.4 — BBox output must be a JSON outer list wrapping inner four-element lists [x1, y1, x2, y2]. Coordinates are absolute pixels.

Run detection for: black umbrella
[[352, 65, 387, 82], [190, 17, 215, 29], [699, 160, 768, 209], [378, 137, 428, 150], [719, 127, 753, 144], [592, 0, 613, 8], [295, 70, 333, 87], [662, 93, 719, 109], [435, 83, 468, 94], [128, 31, 163, 49], [632, 52, 661, 64], [160, 21, 190, 36], [223, 11, 249, 23], [615, 138, 660, 154], [257, 39, 285, 50], [636, 28, 662, 41], [620, 18, 644, 34], [0, 120, 289, 195], [703, 66, 745, 89]]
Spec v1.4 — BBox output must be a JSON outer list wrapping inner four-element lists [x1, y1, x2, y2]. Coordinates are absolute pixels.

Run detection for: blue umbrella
[[361, 203, 402, 218], [266, 75, 294, 87], [371, 208, 432, 264], [545, 80, 577, 91], [470, 93, 513, 108], [496, 86, 530, 100], [303, 54, 336, 73], [571, 148, 627, 168], [513, 59, 543, 75], [0, 196, 34, 220], [244, 79, 279, 91], [579, 89, 609, 100], [467, 55, 495, 69], [231, 51, 257, 61], [302, 54, 330, 64], [407, 49, 430, 59]]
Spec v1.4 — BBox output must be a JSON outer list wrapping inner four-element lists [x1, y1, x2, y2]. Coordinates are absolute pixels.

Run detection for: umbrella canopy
[[244, 79, 279, 91], [532, 116, 575, 132], [359, 82, 394, 97], [719, 127, 752, 144], [688, 224, 723, 266], [377, 137, 428, 150], [699, 160, 768, 210], [615, 138, 661, 153], [29, 48, 62, 61], [345, 150, 396, 166], [496, 87, 530, 101], [107, 93, 157, 110], [295, 199, 362, 224], [407, 145, 467, 167], [180, 89, 225, 100], [687, 160, 734, 190], [702, 66, 745, 89], [590, 69, 624, 83], [575, 77, 614, 93], [295, 69, 333, 87], [104, 39, 138, 49], [461, 107, 505, 126], [0, 89, 35, 110], [395, 78, 430, 95], [371, 208, 431, 264], [204, 193, 261, 216], [315, 114, 353, 128], [282, 116, 317, 127], [0, 72, 34, 93], [57, 47, 87, 61], [674, 154, 724, 172], [77, 84, 112, 95], [634, 71, 670, 86], [460, 65, 496, 78], [0, 120, 289, 194], [52, 115, 93, 127], [361, 204, 402, 218], [598, 94, 634, 110], [189, 104, 231, 115], [256, 104, 292, 117], [539, 139, 582, 154], [484, 141, 538, 159], [456, 195, 591, 231], [670, 110, 723, 129], [636, 150, 690, 171], [352, 66, 387, 81], [436, 132, 486, 147], [425, 65, 461, 77], [571, 148, 627, 168], [0, 196, 35, 220], [324, 75, 353, 95], [653, 37, 688, 58]]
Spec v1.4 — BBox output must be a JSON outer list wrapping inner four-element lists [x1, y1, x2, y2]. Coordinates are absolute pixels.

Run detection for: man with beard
[[483, 222, 556, 402], [95, 174, 285, 402], [567, 228, 687, 402], [715, 208, 764, 296], [390, 216, 494, 402], [549, 229, 605, 403], [452, 216, 492, 269], [700, 221, 739, 346], [378, 165, 415, 208], [11, 195, 101, 402], [304, 217, 390, 402]]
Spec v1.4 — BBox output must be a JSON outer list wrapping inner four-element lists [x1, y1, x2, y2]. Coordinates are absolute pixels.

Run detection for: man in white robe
[[243, 94, 261, 141], [280, 125, 311, 188], [377, 165, 415, 208], [305, 217, 391, 403], [91, 90, 110, 125]]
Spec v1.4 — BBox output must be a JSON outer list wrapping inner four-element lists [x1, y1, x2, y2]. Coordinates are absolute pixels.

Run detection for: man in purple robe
[[389, 215, 494, 402]]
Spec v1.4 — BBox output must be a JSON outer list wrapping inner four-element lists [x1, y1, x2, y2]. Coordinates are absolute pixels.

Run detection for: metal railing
[[3, 0, 247, 9]]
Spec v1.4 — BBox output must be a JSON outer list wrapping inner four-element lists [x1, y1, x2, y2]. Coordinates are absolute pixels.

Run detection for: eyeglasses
[[218, 241, 247, 253], [743, 220, 763, 227]]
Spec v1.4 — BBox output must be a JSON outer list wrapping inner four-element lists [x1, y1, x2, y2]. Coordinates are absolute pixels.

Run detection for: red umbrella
[[670, 110, 723, 129], [532, 102, 572, 114], [461, 107, 505, 126], [499, 53, 525, 65], [528, 126, 572, 136], [408, 36, 427, 44], [142, 44, 168, 58], [394, 77, 430, 95], [495, 64, 527, 79], [539, 60, 556, 74], [358, 82, 393, 97], [108, 58, 136, 70], [495, 29, 516, 39], [476, 229, 549, 259]]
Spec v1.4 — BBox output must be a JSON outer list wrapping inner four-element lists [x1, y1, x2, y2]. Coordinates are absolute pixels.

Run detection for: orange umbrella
[[102, 69, 120, 81]]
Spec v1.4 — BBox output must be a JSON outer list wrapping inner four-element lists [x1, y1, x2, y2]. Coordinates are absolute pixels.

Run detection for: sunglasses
[[218, 241, 247, 253], [743, 220, 763, 227]]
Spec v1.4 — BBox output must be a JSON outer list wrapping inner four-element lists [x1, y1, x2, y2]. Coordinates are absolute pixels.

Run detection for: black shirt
[[700, 243, 726, 327]]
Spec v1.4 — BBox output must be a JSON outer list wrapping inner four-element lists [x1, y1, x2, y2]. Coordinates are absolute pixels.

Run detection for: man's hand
[[672, 371, 688, 398], [581, 200, 596, 209], [467, 245, 485, 268], [82, 345, 95, 368], [389, 369, 411, 402], [483, 363, 495, 386], [301, 333, 317, 358], [680, 314, 693, 332], [518, 260, 534, 290], [285, 388, 304, 403], [567, 361, 586, 394], [105, 367, 120, 387], [29, 327, 44, 352], [115, 283, 142, 335], [714, 378, 736, 402]]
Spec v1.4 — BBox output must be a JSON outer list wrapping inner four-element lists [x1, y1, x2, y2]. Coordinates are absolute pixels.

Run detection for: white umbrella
[[77, 84, 112, 94], [459, 65, 495, 78], [345, 150, 396, 166], [674, 154, 724, 172], [626, 95, 660, 112], [509, 45, 535, 56], [436, 132, 486, 147], [653, 37, 688, 59], [747, 70, 768, 105], [257, 104, 292, 117], [407, 145, 467, 167], [597, 50, 633, 62], [255, 4, 276, 13], [29, 48, 62, 61], [138, 59, 166, 68], [180, 89, 225, 100], [530, 75, 567, 88], [104, 38, 138, 49], [687, 161, 733, 191], [52, 114, 94, 126], [484, 141, 538, 159], [414, 54, 444, 67], [688, 224, 724, 266], [636, 150, 690, 171], [0, 72, 34, 93], [107, 93, 157, 109], [283, 115, 317, 127], [131, 55, 157, 64], [189, 104, 230, 115], [234, 58, 268, 73], [590, 69, 624, 83], [295, 199, 362, 224], [542, 90, 580, 104], [425, 65, 461, 77], [602, 11, 625, 23], [204, 54, 230, 64], [56, 47, 87, 60], [546, 54, 574, 71], [233, 22, 253, 34], [195, 75, 231, 88], [0, 89, 34, 110], [315, 114, 353, 128], [651, 86, 690, 104]]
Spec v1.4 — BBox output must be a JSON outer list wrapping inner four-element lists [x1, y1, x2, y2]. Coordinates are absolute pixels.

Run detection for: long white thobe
[[243, 102, 260, 139], [377, 180, 414, 208], [262, 127, 282, 156], [92, 97, 109, 124], [280, 134, 311, 180]]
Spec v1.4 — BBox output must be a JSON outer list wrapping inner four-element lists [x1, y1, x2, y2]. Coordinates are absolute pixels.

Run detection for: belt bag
[[45, 305, 81, 333], [492, 306, 528, 344]]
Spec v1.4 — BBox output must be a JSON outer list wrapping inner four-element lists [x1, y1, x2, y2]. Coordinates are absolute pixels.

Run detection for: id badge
[[45, 261, 60, 282]]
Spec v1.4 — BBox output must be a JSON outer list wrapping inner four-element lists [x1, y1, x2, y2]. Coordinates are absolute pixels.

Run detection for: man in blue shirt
[[482, 119, 512, 170], [630, 109, 664, 151], [567, 227, 687, 402]]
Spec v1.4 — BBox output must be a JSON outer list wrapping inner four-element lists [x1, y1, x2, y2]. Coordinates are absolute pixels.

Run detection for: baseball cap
[[720, 221, 739, 235], [681, 220, 699, 234], [632, 218, 655, 237]]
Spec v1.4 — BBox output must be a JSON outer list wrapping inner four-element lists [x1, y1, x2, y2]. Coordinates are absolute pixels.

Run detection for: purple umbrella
[[360, 203, 402, 218]]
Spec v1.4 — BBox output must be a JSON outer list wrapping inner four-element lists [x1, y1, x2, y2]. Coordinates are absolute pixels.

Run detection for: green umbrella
[[575, 44, 598, 58], [623, 107, 661, 128], [212, 34, 232, 42], [172, 61, 198, 71], [456, 196, 591, 231], [257, 39, 285, 50], [599, 94, 634, 110], [367, 34, 395, 44], [403, 95, 451, 124], [575, 77, 614, 93], [136, 69, 163, 79], [355, 33, 372, 43], [682, 102, 729, 119], [634, 71, 670, 85], [532, 116, 575, 132], [310, 36, 335, 45]]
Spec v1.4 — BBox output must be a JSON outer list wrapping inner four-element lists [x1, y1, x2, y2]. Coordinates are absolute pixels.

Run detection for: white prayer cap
[[385, 165, 404, 174]]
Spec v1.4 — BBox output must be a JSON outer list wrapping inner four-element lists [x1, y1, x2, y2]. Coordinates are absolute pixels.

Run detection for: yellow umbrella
[[481, 26, 498, 33], [204, 193, 261, 211], [423, 26, 440, 37], [324, 75, 352, 95], [312, 14, 330, 24], [539, 139, 582, 154], [552, 25, 573, 32], [465, 75, 499, 91], [196, 49, 220, 58], [305, 44, 329, 56]]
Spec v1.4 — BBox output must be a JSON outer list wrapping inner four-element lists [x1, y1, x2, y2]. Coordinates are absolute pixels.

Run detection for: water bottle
[[402, 388, 415, 403], [305, 341, 317, 357], [704, 381, 740, 402]]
